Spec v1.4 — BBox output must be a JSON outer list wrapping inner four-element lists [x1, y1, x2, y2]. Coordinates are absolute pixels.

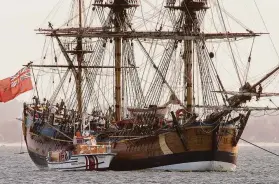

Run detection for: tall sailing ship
[[16, 0, 279, 171]]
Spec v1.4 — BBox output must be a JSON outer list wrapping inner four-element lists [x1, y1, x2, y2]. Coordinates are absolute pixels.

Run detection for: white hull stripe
[[159, 134, 173, 154], [150, 161, 236, 172]]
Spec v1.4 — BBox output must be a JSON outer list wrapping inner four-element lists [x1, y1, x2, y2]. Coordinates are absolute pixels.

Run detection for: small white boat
[[46, 135, 116, 171]]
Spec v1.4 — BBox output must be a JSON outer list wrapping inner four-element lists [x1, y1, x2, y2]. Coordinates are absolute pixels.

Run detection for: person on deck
[[59, 99, 65, 112], [56, 103, 59, 110], [32, 96, 39, 108], [42, 98, 46, 106], [75, 130, 81, 137], [63, 107, 68, 119], [256, 84, 263, 101], [251, 86, 257, 93], [46, 100, 50, 110]]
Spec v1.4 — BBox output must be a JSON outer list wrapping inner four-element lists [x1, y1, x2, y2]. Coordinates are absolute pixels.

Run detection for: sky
[[1, 0, 279, 104], [0, 0, 59, 77]]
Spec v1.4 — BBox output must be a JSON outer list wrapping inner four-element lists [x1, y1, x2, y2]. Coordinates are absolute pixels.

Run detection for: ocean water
[[1, 145, 279, 184]]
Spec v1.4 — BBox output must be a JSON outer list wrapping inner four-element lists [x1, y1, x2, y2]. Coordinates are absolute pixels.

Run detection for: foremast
[[47, 0, 85, 114]]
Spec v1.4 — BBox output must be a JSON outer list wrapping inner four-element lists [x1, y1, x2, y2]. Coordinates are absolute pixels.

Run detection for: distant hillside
[[0, 100, 23, 143], [0, 100, 22, 121], [242, 115, 279, 142], [0, 100, 279, 143]]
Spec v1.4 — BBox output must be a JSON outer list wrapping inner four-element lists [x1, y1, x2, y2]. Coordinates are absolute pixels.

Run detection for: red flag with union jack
[[0, 67, 33, 102]]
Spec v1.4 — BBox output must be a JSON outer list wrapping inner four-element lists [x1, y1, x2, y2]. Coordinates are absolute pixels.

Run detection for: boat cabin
[[47, 134, 112, 163]]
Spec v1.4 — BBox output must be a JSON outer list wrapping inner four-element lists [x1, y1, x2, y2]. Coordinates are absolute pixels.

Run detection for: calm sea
[[1, 145, 279, 184]]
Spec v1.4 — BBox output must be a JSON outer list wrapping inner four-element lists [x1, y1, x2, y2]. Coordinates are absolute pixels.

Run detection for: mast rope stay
[[216, 0, 243, 87], [228, 131, 279, 158], [253, 0, 279, 62], [243, 37, 255, 84]]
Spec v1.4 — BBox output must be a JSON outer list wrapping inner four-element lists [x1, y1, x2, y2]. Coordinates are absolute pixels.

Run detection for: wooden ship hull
[[110, 127, 237, 171], [22, 111, 238, 171]]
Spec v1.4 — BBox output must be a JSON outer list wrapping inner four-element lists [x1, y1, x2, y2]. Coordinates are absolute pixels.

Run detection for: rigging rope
[[216, 0, 243, 87], [238, 135, 279, 157], [253, 0, 279, 62], [243, 38, 255, 84]]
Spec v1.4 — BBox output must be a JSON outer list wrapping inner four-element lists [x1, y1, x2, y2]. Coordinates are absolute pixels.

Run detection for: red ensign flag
[[0, 67, 33, 103]]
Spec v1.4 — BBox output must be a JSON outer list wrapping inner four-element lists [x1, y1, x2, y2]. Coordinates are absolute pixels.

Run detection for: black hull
[[28, 149, 48, 168], [110, 151, 236, 171]]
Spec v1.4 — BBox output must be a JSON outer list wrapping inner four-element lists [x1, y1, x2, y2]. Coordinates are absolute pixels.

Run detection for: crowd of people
[[28, 97, 109, 140]]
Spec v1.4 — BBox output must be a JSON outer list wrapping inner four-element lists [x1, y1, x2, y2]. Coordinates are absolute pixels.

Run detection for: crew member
[[75, 129, 81, 137], [257, 84, 263, 101], [59, 99, 65, 112], [32, 96, 39, 106]]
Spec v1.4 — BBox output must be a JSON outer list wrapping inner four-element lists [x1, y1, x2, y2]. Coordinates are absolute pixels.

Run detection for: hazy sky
[[1, 0, 279, 103]]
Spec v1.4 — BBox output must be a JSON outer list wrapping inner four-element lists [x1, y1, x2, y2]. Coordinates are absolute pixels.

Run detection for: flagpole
[[28, 62, 40, 100]]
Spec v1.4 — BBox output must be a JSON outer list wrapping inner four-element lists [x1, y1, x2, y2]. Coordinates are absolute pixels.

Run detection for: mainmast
[[93, 0, 138, 122], [76, 0, 83, 114], [114, 2, 122, 122]]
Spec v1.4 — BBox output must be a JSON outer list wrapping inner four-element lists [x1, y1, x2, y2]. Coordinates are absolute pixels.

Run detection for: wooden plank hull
[[110, 126, 237, 171], [23, 116, 238, 171]]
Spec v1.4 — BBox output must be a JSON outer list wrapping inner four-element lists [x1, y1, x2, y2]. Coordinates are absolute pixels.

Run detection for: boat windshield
[[73, 136, 97, 146]]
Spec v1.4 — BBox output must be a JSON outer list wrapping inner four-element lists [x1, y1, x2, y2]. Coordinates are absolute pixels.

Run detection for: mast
[[183, 19, 193, 113], [110, 0, 136, 122], [181, 0, 198, 114], [39, 1, 263, 116], [115, 31, 122, 121], [76, 0, 83, 114], [83, 0, 138, 122], [114, 2, 123, 121], [113, 1, 123, 122]]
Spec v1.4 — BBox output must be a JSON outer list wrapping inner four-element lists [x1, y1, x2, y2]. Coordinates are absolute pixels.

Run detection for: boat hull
[[151, 161, 235, 171], [109, 124, 238, 171], [26, 146, 236, 171], [23, 119, 238, 171], [28, 149, 48, 169], [47, 154, 115, 171], [109, 150, 236, 171]]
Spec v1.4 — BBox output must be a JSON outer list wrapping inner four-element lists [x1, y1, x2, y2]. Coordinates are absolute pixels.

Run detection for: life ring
[[175, 109, 187, 117]]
